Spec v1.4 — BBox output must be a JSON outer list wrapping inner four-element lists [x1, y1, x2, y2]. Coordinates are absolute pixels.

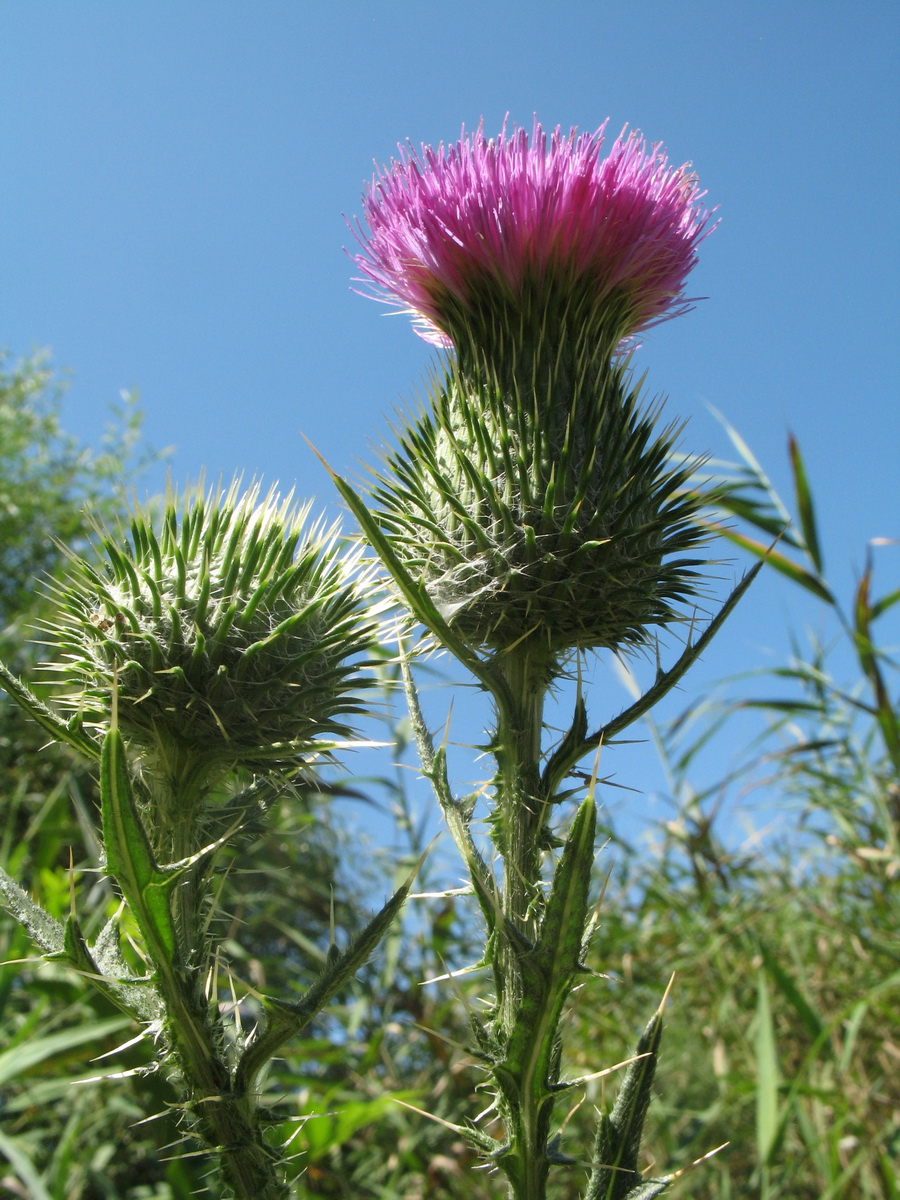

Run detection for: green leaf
[[315, 447, 514, 716], [854, 563, 900, 769], [536, 794, 596, 983], [234, 853, 422, 1096], [572, 560, 765, 771], [788, 434, 824, 574], [0, 1129, 54, 1200], [754, 971, 780, 1167], [0, 658, 100, 761], [870, 584, 900, 621], [756, 939, 823, 1042], [100, 724, 179, 962], [398, 652, 497, 931], [0, 865, 66, 955], [62, 913, 156, 1020], [542, 689, 589, 800], [618, 1183, 670, 1200], [500, 795, 597, 1118], [706, 526, 834, 604], [586, 1007, 665, 1200], [0, 1016, 133, 1088]]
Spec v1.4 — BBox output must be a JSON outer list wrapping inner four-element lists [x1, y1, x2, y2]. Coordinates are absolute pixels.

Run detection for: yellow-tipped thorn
[[393, 1097, 466, 1136]]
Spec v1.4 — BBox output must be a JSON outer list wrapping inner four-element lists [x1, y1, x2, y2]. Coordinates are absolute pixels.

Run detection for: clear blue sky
[[2, 2, 899, 850]]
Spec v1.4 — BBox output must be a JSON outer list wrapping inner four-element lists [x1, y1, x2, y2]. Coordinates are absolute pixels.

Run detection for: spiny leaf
[[234, 851, 423, 1096], [0, 659, 100, 761], [0, 865, 66, 955], [616, 1181, 669, 1200], [537, 794, 596, 979], [62, 914, 158, 1021], [100, 724, 179, 963], [553, 559, 765, 782], [586, 1009, 664, 1200], [314, 444, 513, 715], [502, 795, 597, 1087], [542, 688, 589, 800], [398, 651, 497, 928]]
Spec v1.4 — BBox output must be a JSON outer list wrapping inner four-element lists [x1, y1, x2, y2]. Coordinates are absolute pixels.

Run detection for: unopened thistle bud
[[46, 480, 375, 779]]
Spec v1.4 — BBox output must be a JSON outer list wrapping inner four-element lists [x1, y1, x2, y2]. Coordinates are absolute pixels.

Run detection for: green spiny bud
[[44, 480, 376, 778], [370, 344, 707, 660]]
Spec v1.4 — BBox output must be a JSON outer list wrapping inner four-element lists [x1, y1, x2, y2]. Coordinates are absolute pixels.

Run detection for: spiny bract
[[46, 480, 376, 775]]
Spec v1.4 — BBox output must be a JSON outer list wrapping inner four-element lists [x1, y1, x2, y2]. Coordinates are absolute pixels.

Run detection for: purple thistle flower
[[352, 118, 716, 349]]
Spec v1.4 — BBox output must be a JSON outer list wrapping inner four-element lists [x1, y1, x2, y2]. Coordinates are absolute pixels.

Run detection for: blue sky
[[2, 2, 899, 850]]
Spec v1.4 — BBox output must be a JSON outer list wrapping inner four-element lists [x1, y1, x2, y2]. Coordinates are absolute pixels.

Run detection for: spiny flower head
[[352, 118, 715, 352], [371, 358, 707, 659], [46, 480, 376, 781]]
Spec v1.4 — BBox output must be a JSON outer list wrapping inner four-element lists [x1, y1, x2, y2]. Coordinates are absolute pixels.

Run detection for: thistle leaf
[[585, 1009, 664, 1200], [542, 688, 589, 800], [325, 456, 511, 712], [614, 1181, 669, 1200], [100, 724, 179, 964], [542, 559, 764, 787], [234, 850, 423, 1095], [536, 794, 596, 985], [0, 865, 66, 955], [0, 659, 100, 761], [62, 913, 157, 1021], [398, 652, 497, 930]]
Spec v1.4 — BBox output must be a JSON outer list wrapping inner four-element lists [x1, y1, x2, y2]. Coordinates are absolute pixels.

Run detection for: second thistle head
[[46, 480, 376, 784]]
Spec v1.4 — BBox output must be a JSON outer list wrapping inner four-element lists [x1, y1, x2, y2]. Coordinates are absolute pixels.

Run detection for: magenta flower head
[[355, 119, 716, 662], [352, 117, 715, 355]]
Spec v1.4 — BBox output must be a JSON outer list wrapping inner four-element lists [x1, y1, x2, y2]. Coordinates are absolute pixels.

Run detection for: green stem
[[148, 771, 289, 1200], [494, 646, 547, 1035], [153, 959, 289, 1200], [491, 645, 557, 1200]]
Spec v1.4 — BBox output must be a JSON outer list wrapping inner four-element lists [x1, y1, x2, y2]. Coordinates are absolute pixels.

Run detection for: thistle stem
[[491, 645, 557, 1200], [148, 774, 289, 1200], [153, 961, 288, 1200], [494, 646, 547, 1032]]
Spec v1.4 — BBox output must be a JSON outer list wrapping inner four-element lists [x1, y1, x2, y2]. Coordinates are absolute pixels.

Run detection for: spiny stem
[[153, 960, 289, 1200], [490, 644, 561, 1200], [493, 645, 548, 1036], [142, 771, 289, 1200]]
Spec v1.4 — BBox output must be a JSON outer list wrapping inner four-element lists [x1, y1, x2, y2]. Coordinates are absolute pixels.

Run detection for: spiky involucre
[[370, 315, 708, 657], [47, 481, 375, 772]]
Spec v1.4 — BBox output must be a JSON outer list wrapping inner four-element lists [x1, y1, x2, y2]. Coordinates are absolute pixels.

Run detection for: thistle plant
[[340, 118, 756, 1199], [0, 480, 415, 1200]]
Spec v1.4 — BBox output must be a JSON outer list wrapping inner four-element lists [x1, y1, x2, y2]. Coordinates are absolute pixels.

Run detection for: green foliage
[[2, 352, 897, 1199], [0, 350, 151, 653]]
